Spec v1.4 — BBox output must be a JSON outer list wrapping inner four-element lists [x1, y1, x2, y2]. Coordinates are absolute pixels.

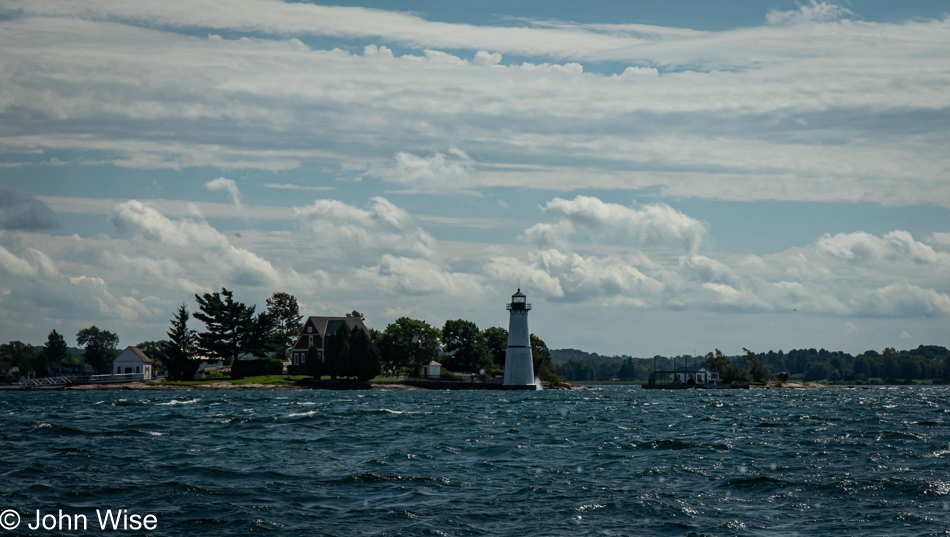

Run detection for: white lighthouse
[[503, 289, 535, 386]]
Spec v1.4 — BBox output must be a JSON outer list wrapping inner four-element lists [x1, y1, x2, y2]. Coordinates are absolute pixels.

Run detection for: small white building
[[673, 366, 718, 385], [111, 346, 154, 380], [420, 360, 441, 380]]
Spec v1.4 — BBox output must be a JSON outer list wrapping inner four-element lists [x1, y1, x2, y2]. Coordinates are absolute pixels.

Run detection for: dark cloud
[[0, 188, 60, 230]]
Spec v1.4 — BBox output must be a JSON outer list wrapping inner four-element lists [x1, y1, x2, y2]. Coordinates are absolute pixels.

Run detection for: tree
[[76, 326, 119, 374], [530, 334, 562, 383], [441, 319, 492, 372], [304, 344, 323, 378], [616, 358, 637, 381], [378, 317, 441, 372], [481, 326, 508, 368], [349, 326, 381, 381], [743, 348, 772, 383], [804, 361, 834, 382], [324, 323, 351, 380], [44, 329, 69, 365], [193, 288, 274, 365], [705, 349, 745, 384], [162, 304, 201, 381], [0, 341, 40, 378], [346, 310, 365, 320], [266, 291, 303, 359], [136, 340, 168, 376]]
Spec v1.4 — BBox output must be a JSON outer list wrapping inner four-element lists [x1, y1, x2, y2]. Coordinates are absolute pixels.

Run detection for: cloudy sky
[[1, 0, 948, 357]]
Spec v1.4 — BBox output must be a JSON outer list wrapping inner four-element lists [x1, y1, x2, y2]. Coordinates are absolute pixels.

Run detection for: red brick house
[[289, 316, 368, 373]]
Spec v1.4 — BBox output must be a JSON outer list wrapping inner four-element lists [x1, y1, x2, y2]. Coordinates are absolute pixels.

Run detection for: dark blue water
[[2, 386, 949, 536]]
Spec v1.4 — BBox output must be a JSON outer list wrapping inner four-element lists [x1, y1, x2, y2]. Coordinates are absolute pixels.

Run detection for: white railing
[[20, 376, 72, 386]]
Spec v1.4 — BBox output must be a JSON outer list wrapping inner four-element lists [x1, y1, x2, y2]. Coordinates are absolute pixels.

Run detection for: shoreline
[[2, 380, 925, 392]]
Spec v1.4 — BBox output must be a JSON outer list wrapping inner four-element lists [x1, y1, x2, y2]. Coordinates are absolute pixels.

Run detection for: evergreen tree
[[616, 358, 637, 381], [266, 291, 303, 359], [304, 344, 323, 378], [44, 329, 68, 365], [193, 288, 274, 365], [349, 326, 381, 381], [324, 323, 351, 380], [162, 304, 200, 381], [76, 326, 119, 374]]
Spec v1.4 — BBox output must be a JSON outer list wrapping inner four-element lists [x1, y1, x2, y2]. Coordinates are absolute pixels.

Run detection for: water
[[2, 386, 949, 536]]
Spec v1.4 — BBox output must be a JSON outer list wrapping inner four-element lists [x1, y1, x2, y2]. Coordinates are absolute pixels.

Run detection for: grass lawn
[[162, 375, 310, 386]]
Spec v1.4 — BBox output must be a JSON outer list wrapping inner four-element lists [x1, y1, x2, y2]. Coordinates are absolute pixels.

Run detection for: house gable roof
[[301, 316, 368, 338], [114, 346, 152, 364]]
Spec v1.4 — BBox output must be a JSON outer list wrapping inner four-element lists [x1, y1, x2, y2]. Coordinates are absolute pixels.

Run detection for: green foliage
[[136, 340, 168, 376], [530, 334, 563, 384], [230, 358, 285, 379], [556, 345, 950, 384], [804, 361, 835, 382], [481, 326, 508, 368], [349, 325, 381, 381], [442, 319, 492, 372], [162, 304, 200, 381], [0, 340, 40, 378], [266, 291, 303, 359], [378, 317, 441, 370], [304, 344, 323, 378], [324, 323, 351, 380], [743, 347, 772, 382], [440, 368, 461, 381], [193, 288, 275, 365], [76, 326, 119, 374], [44, 329, 68, 365]]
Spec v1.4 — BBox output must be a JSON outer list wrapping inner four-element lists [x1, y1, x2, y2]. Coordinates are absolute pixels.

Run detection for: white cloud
[[110, 200, 281, 287], [815, 230, 944, 265], [766, 1, 854, 26], [204, 177, 243, 208], [858, 283, 950, 318], [0, 244, 37, 277], [532, 196, 708, 253], [293, 196, 438, 260], [357, 254, 483, 296], [473, 51, 502, 67], [377, 148, 475, 194], [0, 10, 948, 206]]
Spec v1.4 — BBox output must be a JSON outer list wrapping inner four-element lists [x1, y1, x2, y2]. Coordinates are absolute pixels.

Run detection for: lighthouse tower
[[503, 289, 535, 385]]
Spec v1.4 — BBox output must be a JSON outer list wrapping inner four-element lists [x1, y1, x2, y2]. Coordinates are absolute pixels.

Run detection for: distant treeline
[[552, 345, 950, 384]]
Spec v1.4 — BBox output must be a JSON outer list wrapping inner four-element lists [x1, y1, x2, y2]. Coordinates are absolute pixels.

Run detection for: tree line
[[553, 345, 950, 384], [1, 287, 561, 384]]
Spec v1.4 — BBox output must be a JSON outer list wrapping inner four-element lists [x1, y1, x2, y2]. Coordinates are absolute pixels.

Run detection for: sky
[[0, 0, 948, 358]]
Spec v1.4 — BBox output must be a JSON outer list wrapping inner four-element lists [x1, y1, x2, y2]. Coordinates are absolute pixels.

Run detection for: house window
[[307, 326, 312, 333], [294, 355, 299, 365], [308, 335, 313, 347]]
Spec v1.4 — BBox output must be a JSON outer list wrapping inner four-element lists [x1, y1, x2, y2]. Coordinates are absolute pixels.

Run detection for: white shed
[[111, 346, 154, 380], [420, 360, 441, 380]]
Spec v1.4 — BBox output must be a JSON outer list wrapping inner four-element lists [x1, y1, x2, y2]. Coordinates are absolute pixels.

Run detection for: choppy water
[[2, 386, 950, 536]]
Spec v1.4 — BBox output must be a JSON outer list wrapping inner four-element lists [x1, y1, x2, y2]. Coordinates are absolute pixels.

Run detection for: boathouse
[[111, 346, 154, 380]]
